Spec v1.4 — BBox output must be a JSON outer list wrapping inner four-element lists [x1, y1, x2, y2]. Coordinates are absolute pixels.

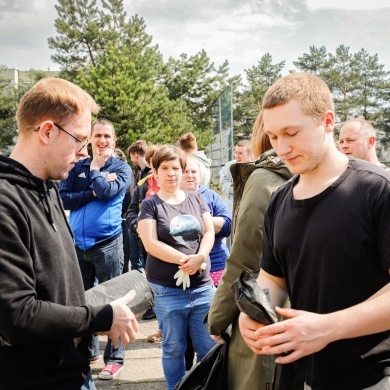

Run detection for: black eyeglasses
[[34, 123, 90, 153]]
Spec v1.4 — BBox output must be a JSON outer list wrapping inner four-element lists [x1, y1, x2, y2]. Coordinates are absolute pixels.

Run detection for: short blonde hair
[[17, 78, 100, 133], [262, 73, 334, 124]]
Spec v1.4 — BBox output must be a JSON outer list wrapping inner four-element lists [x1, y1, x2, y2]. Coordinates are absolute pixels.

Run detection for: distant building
[[0, 68, 60, 88]]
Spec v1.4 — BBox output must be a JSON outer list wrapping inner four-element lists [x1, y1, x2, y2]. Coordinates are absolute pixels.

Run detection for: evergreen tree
[[77, 43, 194, 150], [48, 0, 104, 77], [234, 53, 284, 141], [292, 45, 331, 75], [0, 68, 48, 152], [351, 49, 389, 122], [49, 0, 195, 147], [326, 45, 359, 122], [162, 50, 237, 149], [0, 79, 18, 152]]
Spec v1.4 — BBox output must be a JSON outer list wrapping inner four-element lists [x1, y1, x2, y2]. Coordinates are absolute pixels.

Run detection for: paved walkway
[[93, 317, 166, 389]]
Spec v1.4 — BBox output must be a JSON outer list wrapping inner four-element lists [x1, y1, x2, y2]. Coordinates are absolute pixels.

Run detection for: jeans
[[122, 219, 131, 273], [149, 282, 216, 390], [129, 229, 144, 272], [81, 370, 97, 390], [76, 234, 125, 365]]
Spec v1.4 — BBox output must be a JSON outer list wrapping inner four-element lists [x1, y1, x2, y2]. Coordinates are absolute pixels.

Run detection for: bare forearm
[[249, 281, 390, 364], [257, 269, 288, 309], [142, 239, 186, 265], [326, 284, 390, 342], [212, 216, 224, 234], [197, 230, 214, 259]]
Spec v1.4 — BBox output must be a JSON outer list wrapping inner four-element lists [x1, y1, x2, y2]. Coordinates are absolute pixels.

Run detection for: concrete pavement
[[93, 317, 166, 389]]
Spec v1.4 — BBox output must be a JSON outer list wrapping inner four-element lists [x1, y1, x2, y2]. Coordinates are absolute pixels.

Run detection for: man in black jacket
[[0, 78, 138, 390]]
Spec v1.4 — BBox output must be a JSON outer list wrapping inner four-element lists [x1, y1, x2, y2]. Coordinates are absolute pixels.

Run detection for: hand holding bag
[[231, 269, 277, 324], [231, 270, 304, 390]]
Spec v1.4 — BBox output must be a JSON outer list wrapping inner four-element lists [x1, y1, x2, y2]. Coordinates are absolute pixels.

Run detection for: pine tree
[[234, 53, 285, 141], [162, 50, 237, 149]]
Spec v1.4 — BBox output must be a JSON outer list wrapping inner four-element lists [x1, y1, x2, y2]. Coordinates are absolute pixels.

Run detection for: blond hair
[[17, 78, 100, 133], [251, 111, 272, 159], [262, 73, 334, 124]]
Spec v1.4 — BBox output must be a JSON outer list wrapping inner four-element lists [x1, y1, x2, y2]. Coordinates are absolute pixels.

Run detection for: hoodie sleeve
[[219, 160, 234, 202], [208, 190, 232, 239], [0, 184, 113, 345], [126, 185, 141, 233]]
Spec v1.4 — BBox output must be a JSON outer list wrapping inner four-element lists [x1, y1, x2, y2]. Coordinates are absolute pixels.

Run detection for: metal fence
[[207, 84, 233, 178]]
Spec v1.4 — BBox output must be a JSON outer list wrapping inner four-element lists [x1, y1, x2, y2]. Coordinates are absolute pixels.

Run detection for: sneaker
[[98, 364, 124, 380], [142, 308, 156, 320], [90, 356, 100, 363], [147, 329, 163, 343]]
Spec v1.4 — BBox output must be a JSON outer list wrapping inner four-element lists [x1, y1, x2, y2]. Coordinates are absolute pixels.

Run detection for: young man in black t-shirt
[[239, 73, 390, 390]]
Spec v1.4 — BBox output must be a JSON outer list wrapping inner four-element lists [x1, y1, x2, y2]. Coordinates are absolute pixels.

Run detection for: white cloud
[[309, 0, 389, 10], [0, 0, 389, 80]]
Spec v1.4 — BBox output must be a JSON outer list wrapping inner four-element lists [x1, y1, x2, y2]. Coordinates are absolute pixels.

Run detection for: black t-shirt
[[261, 158, 390, 389], [138, 191, 213, 288]]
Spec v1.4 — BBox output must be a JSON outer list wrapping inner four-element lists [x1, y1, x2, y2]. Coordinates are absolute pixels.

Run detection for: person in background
[[338, 118, 390, 171], [181, 155, 231, 287], [127, 140, 152, 274], [180, 155, 231, 371], [207, 113, 293, 390], [113, 147, 135, 274], [60, 118, 132, 380], [0, 77, 138, 390], [137, 145, 216, 390], [219, 139, 253, 210], [177, 132, 212, 187], [127, 144, 160, 321], [239, 72, 390, 390]]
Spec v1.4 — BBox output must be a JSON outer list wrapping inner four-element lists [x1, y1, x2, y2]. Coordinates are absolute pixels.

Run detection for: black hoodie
[[0, 155, 112, 390]]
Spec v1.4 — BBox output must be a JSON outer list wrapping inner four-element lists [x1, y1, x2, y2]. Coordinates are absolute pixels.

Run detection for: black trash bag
[[231, 270, 304, 390], [231, 269, 277, 325], [173, 334, 230, 390], [84, 270, 153, 315]]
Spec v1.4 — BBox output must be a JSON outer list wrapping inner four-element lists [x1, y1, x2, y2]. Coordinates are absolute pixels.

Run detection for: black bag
[[173, 334, 230, 390], [231, 269, 277, 325], [231, 270, 304, 390]]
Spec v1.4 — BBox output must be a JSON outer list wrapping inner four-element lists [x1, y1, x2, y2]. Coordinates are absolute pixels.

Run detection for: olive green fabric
[[207, 150, 292, 390]]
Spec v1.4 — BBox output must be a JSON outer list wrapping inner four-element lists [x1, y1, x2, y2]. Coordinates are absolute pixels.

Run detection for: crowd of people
[[1, 72, 390, 390]]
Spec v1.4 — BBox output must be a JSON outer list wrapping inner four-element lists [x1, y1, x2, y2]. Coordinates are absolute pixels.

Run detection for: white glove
[[174, 269, 191, 290]]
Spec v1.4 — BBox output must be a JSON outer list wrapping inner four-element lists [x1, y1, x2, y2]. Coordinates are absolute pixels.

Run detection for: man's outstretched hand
[[103, 290, 139, 348]]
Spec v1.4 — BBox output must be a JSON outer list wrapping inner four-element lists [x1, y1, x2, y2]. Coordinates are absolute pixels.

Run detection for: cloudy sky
[[1, 0, 390, 80]]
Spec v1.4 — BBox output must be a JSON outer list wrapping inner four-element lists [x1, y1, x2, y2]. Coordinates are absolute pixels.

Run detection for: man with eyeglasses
[[219, 139, 253, 210], [0, 78, 138, 390], [60, 118, 132, 381]]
